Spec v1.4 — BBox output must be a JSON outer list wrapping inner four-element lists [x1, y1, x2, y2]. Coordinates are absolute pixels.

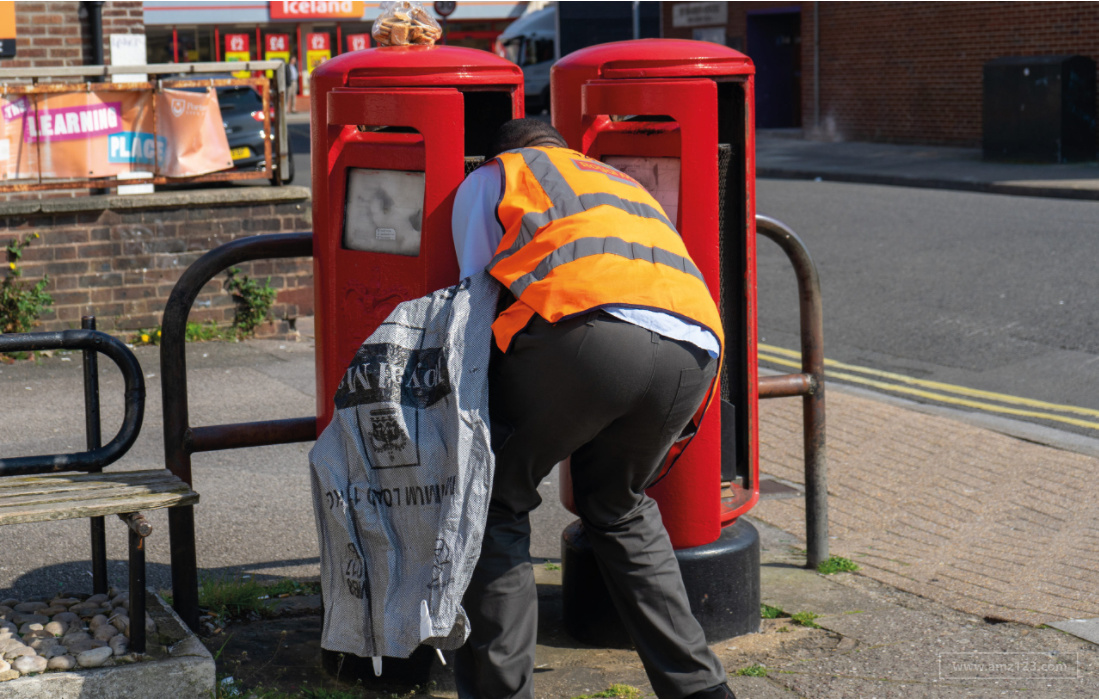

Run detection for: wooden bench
[[0, 325, 199, 654], [0, 470, 198, 654], [0, 471, 197, 526]]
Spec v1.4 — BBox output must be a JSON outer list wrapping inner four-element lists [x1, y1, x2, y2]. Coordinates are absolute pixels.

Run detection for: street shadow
[[0, 557, 321, 601]]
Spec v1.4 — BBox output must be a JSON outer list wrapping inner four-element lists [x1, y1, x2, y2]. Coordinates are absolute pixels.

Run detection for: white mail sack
[[310, 272, 498, 659]]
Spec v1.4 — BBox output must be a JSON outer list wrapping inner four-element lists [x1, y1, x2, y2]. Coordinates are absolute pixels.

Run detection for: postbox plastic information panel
[[343, 168, 425, 256], [603, 156, 681, 227]]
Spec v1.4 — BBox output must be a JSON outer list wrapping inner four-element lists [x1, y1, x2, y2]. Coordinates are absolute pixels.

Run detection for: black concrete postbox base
[[561, 518, 761, 648]]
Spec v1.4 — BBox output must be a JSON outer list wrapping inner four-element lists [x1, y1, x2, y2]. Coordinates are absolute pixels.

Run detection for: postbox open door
[[577, 78, 759, 545], [316, 88, 465, 431]]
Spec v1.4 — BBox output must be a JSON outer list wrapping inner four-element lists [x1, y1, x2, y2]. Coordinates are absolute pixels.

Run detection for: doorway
[[747, 10, 801, 129]]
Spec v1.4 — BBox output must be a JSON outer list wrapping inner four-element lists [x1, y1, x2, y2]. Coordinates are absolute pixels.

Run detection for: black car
[[217, 83, 273, 171], [178, 75, 292, 182]]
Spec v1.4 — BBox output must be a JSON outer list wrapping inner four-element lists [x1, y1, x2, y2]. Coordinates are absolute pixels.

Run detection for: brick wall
[[664, 1, 1099, 146], [6, 1, 144, 70], [4, 191, 314, 339]]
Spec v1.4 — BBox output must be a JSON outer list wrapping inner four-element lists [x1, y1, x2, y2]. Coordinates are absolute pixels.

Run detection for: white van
[[494, 5, 556, 114]]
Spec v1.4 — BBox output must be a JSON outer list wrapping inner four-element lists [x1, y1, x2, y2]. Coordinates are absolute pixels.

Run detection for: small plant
[[225, 267, 277, 338], [761, 603, 786, 619], [735, 664, 768, 677], [301, 689, 362, 699], [816, 555, 860, 575], [187, 320, 235, 342], [0, 232, 53, 335], [571, 685, 642, 699], [543, 560, 561, 571], [264, 579, 321, 598], [199, 574, 277, 620], [131, 327, 163, 346], [790, 611, 821, 629]]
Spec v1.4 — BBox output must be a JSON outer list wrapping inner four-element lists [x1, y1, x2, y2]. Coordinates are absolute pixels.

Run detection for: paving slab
[[1050, 618, 1099, 646]]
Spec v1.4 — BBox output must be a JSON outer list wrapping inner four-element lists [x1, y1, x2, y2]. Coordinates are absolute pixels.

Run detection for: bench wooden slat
[[1, 481, 196, 509], [0, 470, 178, 490], [0, 490, 199, 526], [0, 473, 184, 500], [0, 470, 199, 526]]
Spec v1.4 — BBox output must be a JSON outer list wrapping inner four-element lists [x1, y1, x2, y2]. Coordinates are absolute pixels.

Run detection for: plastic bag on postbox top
[[309, 271, 498, 662], [372, 1, 443, 47]]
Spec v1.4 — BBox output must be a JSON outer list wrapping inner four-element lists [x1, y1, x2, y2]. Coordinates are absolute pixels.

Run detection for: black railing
[[0, 327, 144, 477], [160, 232, 316, 631]]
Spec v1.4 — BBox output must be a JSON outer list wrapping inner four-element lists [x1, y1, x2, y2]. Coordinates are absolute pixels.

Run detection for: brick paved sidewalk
[[754, 384, 1099, 627]]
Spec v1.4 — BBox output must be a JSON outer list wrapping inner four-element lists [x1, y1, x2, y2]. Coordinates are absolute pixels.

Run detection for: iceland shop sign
[[269, 1, 365, 20]]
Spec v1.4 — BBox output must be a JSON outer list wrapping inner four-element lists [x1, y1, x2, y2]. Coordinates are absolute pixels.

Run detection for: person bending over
[[451, 118, 735, 699]]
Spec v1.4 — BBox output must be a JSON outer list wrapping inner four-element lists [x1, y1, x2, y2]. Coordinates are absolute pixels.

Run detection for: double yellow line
[[757, 343, 1099, 432]]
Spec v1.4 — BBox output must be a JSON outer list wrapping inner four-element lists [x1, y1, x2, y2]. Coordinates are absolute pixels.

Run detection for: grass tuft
[[735, 663, 768, 677], [761, 603, 787, 619], [816, 555, 860, 575], [790, 611, 822, 629]]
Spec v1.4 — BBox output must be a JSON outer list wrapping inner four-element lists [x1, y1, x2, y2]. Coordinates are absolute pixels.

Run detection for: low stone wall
[[2, 187, 314, 339]]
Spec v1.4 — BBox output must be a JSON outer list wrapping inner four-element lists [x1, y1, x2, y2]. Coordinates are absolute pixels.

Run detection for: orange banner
[[157, 89, 234, 178], [0, 89, 233, 181]]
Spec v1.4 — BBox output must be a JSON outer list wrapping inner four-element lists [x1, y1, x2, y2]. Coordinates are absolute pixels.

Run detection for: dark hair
[[488, 118, 567, 157]]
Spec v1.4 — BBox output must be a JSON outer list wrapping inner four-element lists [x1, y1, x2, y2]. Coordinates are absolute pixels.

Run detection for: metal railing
[[0, 61, 290, 192], [0, 324, 144, 477], [755, 214, 829, 568], [160, 232, 315, 631], [0, 318, 152, 652]]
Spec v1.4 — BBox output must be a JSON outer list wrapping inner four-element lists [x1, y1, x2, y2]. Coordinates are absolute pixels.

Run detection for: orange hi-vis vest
[[486, 146, 724, 358]]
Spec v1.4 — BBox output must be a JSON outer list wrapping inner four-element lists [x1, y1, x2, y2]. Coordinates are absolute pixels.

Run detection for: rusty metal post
[[161, 232, 314, 632], [755, 214, 828, 569]]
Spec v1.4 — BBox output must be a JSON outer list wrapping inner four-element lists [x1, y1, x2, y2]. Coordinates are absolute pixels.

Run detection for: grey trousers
[[455, 311, 726, 699]]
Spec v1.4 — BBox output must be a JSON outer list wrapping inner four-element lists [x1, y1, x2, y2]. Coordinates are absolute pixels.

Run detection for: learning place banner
[[0, 89, 233, 180]]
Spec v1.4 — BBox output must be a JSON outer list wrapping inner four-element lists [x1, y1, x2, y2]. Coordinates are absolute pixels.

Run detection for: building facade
[[663, 1, 1099, 147], [143, 1, 527, 108], [2, 1, 144, 70]]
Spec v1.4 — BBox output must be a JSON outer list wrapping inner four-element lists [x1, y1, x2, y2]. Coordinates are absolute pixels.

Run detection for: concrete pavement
[[757, 129, 1099, 200]]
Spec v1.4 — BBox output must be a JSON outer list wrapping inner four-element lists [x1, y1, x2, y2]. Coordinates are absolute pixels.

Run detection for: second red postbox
[[552, 39, 761, 643], [311, 46, 524, 430]]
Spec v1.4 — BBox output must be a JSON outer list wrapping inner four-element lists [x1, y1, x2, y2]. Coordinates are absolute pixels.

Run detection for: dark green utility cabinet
[[983, 55, 1096, 162]]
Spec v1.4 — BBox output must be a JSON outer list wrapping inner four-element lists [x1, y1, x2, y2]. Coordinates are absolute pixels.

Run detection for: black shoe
[[686, 683, 736, 699]]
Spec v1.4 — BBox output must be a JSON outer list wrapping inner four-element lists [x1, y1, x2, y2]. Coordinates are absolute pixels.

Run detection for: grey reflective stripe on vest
[[488, 149, 678, 271], [508, 236, 706, 300]]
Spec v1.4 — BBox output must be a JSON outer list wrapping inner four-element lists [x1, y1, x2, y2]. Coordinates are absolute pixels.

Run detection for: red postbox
[[553, 39, 760, 642], [311, 47, 523, 430]]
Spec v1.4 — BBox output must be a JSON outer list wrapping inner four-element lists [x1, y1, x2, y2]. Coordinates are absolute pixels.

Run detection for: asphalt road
[[756, 178, 1099, 441], [287, 122, 311, 187]]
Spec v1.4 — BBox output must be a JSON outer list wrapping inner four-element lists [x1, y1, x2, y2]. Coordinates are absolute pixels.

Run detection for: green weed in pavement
[[816, 555, 860, 575], [735, 664, 768, 677], [571, 685, 643, 699], [761, 603, 787, 619], [791, 611, 821, 628], [213, 677, 367, 699]]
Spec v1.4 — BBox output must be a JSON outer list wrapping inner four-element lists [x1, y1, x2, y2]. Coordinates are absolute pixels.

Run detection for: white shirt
[[452, 160, 720, 357]]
